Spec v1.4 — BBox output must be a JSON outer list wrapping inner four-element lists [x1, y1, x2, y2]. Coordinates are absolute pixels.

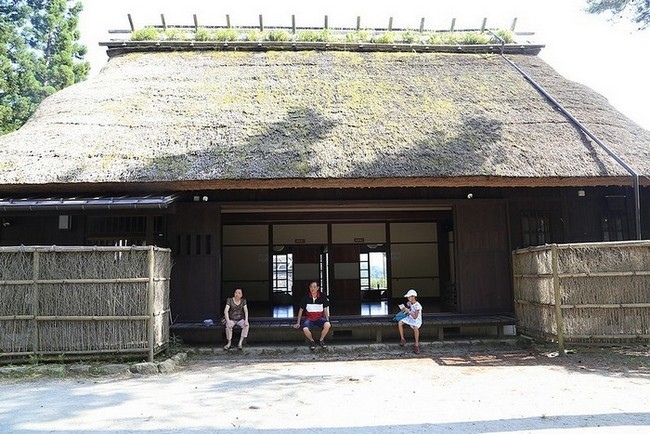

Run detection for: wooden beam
[[356, 16, 361, 31], [324, 15, 328, 29], [388, 17, 393, 32], [292, 14, 295, 33], [226, 14, 231, 28], [511, 17, 518, 31], [481, 17, 487, 32], [450, 18, 456, 32], [193, 14, 198, 32], [127, 14, 134, 31], [419, 17, 425, 32], [161, 14, 167, 31], [259, 14, 263, 32]]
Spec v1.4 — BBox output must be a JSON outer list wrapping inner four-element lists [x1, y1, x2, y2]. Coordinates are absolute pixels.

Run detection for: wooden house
[[1, 27, 649, 341]]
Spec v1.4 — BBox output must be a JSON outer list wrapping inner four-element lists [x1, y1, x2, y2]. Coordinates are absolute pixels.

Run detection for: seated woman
[[223, 288, 249, 350]]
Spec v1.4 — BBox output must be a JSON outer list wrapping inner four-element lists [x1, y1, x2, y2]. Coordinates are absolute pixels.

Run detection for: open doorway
[[360, 247, 388, 315]]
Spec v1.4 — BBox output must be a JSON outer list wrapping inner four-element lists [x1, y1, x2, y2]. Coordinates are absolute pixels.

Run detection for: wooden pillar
[[551, 244, 565, 356], [147, 246, 155, 362]]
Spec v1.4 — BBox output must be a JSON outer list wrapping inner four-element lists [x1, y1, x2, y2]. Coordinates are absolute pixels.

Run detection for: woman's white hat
[[404, 289, 418, 297]]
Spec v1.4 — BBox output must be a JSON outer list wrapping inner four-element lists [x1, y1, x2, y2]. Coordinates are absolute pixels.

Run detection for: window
[[521, 213, 550, 247], [602, 213, 627, 241], [360, 251, 387, 291], [272, 252, 293, 294]]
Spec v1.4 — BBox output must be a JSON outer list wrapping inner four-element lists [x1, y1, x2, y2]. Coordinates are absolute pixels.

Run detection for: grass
[[129, 27, 518, 46]]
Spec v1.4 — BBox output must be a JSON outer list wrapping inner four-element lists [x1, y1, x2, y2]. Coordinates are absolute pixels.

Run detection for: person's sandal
[[399, 338, 406, 347], [309, 340, 316, 350], [223, 344, 231, 351], [319, 340, 327, 348], [414, 344, 420, 354]]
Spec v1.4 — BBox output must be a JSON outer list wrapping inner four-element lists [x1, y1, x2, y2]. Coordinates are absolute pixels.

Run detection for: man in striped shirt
[[293, 281, 332, 350]]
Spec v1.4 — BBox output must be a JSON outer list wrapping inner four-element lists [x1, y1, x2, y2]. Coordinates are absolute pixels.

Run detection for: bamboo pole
[[561, 303, 650, 309], [551, 244, 565, 356], [35, 315, 149, 321], [147, 246, 155, 362], [0, 277, 153, 285], [32, 250, 40, 356], [0, 315, 35, 320]]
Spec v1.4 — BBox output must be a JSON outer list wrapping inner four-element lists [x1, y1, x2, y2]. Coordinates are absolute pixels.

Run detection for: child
[[397, 289, 423, 353]]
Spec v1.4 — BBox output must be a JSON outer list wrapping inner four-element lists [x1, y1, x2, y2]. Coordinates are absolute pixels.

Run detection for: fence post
[[32, 250, 40, 356], [551, 244, 565, 355], [147, 247, 155, 362]]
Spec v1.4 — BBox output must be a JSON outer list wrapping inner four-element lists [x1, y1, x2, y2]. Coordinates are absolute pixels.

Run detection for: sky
[[79, 0, 650, 130]]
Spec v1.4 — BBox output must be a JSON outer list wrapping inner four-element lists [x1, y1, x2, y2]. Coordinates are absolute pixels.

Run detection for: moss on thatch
[[0, 50, 648, 188]]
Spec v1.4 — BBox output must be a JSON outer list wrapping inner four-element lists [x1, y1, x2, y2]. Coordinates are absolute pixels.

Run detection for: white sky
[[79, 0, 650, 130]]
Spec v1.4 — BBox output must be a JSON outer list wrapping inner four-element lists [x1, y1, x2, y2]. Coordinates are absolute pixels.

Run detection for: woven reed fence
[[0, 246, 171, 362], [513, 241, 650, 351]]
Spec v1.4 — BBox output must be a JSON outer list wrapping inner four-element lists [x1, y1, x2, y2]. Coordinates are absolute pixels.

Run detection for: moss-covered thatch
[[0, 50, 648, 191]]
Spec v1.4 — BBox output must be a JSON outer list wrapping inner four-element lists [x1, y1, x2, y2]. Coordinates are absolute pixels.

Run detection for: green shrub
[[268, 29, 291, 41], [491, 29, 514, 43], [214, 28, 238, 41], [371, 32, 395, 44], [401, 31, 419, 43], [345, 30, 370, 43], [131, 27, 160, 41], [298, 29, 333, 42], [164, 29, 189, 41], [460, 32, 491, 45], [194, 28, 211, 41], [245, 30, 264, 41]]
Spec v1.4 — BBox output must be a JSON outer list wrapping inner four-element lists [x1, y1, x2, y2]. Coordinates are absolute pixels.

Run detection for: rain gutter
[[491, 31, 642, 239]]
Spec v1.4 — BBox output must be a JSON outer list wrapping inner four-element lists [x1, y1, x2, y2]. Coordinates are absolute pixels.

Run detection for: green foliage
[[400, 31, 419, 43], [213, 28, 238, 41], [460, 32, 491, 45], [586, 0, 649, 29], [298, 29, 332, 42], [371, 32, 395, 44], [244, 29, 265, 41], [492, 29, 515, 43], [193, 28, 211, 41], [0, 0, 88, 135], [268, 29, 291, 41], [345, 30, 370, 42], [164, 29, 189, 41], [131, 27, 160, 41]]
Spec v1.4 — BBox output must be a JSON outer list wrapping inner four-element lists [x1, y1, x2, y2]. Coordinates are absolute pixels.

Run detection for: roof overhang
[[0, 194, 177, 211]]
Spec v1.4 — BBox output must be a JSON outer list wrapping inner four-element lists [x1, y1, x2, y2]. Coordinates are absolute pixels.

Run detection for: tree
[[585, 0, 650, 29], [0, 0, 89, 135]]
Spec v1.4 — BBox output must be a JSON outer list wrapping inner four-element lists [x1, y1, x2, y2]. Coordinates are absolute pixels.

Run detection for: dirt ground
[[1, 341, 649, 433]]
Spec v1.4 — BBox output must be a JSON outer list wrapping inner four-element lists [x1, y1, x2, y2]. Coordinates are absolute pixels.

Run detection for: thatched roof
[[1, 48, 649, 192]]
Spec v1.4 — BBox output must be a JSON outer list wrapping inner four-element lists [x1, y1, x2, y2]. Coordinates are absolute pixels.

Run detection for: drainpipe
[[491, 32, 642, 240]]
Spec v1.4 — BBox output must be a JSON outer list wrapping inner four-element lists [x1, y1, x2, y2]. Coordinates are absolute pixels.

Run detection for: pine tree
[[585, 0, 650, 29], [0, 0, 89, 135]]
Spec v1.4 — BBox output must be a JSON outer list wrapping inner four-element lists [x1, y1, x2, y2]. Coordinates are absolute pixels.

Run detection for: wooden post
[[419, 17, 425, 32], [324, 15, 328, 29], [388, 17, 393, 32], [161, 14, 167, 31], [193, 14, 198, 32], [259, 14, 263, 32], [551, 244, 565, 356], [32, 250, 40, 356], [481, 17, 487, 32], [226, 14, 231, 28], [292, 15, 296, 34], [147, 247, 156, 362], [450, 18, 456, 32], [511, 17, 518, 31], [356, 16, 361, 31], [127, 14, 134, 32]]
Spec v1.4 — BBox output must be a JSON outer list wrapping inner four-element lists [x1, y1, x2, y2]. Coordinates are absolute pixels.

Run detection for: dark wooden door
[[455, 200, 512, 313], [329, 244, 361, 315], [168, 203, 221, 322], [292, 245, 323, 311]]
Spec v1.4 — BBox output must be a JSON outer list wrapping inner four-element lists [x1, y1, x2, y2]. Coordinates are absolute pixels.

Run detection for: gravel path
[[1, 342, 648, 433]]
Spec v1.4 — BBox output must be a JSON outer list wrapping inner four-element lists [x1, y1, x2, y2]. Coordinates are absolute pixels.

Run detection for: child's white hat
[[404, 289, 418, 297]]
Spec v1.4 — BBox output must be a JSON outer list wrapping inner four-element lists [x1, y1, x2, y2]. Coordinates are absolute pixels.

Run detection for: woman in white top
[[398, 289, 423, 354]]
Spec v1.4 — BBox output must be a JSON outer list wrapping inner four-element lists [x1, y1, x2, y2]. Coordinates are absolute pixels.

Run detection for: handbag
[[392, 311, 408, 322]]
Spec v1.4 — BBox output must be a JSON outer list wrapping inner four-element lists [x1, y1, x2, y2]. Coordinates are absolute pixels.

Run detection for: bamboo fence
[[0, 245, 171, 362], [513, 241, 650, 352]]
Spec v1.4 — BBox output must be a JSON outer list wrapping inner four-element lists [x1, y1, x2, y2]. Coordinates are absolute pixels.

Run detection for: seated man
[[293, 281, 331, 350]]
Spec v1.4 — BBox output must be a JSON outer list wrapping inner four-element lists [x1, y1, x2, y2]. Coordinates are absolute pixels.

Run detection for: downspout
[[491, 32, 642, 240]]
